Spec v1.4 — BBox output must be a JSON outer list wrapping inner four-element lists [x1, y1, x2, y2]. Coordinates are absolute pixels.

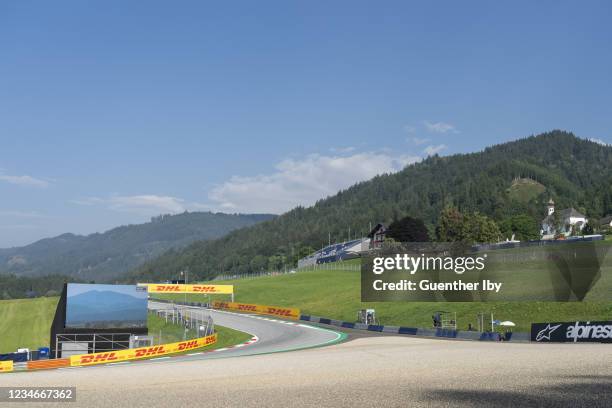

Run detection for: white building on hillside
[[541, 199, 588, 239]]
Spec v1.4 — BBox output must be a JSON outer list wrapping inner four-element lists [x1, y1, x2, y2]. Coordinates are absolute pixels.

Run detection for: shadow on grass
[[422, 375, 612, 408]]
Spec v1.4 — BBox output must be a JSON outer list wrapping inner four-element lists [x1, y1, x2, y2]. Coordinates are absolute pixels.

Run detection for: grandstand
[[297, 238, 370, 268], [297, 224, 388, 268]]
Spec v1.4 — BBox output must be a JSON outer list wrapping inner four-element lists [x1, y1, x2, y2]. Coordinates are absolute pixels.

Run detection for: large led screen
[[65, 283, 148, 329]]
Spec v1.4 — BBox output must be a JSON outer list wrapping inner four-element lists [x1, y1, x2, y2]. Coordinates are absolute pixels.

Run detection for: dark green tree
[[437, 208, 500, 244], [462, 212, 501, 244], [387, 216, 430, 242], [499, 214, 540, 241], [436, 207, 464, 242]]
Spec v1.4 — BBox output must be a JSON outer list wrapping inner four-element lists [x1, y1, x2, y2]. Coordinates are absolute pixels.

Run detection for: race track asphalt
[[3, 304, 610, 408], [146, 301, 345, 359]]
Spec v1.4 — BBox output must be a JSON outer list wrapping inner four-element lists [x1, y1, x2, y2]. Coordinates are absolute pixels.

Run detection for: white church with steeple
[[540, 199, 588, 239]]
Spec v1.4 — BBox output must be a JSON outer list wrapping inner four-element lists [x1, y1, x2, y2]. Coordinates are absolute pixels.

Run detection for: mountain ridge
[[129, 130, 612, 283], [0, 211, 275, 281]]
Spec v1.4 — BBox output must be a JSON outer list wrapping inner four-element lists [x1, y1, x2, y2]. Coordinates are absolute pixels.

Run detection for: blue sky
[[1, 1, 611, 247]]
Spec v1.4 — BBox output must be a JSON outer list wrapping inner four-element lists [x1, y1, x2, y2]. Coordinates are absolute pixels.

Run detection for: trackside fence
[[210, 261, 360, 282]]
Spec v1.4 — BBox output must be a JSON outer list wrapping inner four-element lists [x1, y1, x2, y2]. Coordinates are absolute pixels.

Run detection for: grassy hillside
[[132, 131, 612, 283], [507, 178, 546, 202], [0, 297, 58, 353], [0, 297, 250, 354], [157, 250, 612, 333]]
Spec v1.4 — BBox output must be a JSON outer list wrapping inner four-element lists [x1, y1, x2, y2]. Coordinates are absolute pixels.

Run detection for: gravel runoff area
[[3, 335, 611, 408]]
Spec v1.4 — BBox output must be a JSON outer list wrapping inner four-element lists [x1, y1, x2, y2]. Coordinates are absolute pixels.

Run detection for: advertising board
[[69, 333, 218, 366], [531, 321, 612, 343], [212, 301, 300, 320]]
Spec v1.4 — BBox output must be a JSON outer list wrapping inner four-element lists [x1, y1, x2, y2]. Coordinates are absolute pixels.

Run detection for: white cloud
[[329, 146, 357, 153], [208, 152, 421, 214], [588, 138, 611, 146], [424, 121, 458, 134], [0, 174, 50, 188], [107, 195, 187, 214], [410, 137, 430, 145], [72, 195, 207, 216], [423, 144, 447, 156]]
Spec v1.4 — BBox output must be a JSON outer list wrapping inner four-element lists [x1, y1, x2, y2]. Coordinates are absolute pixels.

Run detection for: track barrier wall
[[69, 333, 218, 367], [0, 352, 28, 362], [27, 358, 70, 370], [212, 301, 301, 320], [299, 314, 523, 342], [158, 299, 528, 342], [0, 360, 13, 373]]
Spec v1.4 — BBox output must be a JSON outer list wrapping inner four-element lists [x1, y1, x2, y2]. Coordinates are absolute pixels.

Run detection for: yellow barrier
[[212, 301, 301, 320], [141, 283, 234, 294], [0, 360, 13, 373], [69, 333, 218, 367]]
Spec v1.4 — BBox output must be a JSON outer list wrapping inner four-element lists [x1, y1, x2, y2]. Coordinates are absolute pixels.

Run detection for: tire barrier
[[212, 301, 301, 320], [70, 333, 218, 367]]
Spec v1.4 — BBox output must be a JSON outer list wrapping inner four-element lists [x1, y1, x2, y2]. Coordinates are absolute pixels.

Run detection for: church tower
[[547, 198, 555, 216]]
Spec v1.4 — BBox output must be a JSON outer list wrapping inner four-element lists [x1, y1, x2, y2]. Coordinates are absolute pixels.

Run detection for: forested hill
[[0, 212, 274, 282], [129, 131, 612, 282]]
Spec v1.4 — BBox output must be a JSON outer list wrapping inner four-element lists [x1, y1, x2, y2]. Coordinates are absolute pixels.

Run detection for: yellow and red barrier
[[27, 358, 69, 370], [0, 360, 13, 373], [69, 333, 218, 367], [141, 283, 234, 295], [212, 301, 300, 320]]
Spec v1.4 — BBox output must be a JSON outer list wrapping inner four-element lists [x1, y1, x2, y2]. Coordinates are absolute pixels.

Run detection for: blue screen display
[[65, 283, 148, 329]]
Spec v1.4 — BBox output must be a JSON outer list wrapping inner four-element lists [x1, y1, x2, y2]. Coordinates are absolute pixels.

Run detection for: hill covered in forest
[[0, 212, 274, 282], [128, 131, 612, 282]]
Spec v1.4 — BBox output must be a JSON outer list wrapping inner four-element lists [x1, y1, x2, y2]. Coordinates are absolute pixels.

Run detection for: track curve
[[5, 301, 345, 375], [146, 301, 345, 361]]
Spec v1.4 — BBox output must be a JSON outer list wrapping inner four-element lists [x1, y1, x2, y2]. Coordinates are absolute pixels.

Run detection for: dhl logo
[[216, 302, 230, 308], [153, 285, 182, 292], [192, 285, 220, 293], [177, 340, 199, 351], [134, 346, 167, 357], [266, 307, 294, 317], [79, 352, 119, 364], [70, 334, 217, 367], [237, 304, 257, 311]]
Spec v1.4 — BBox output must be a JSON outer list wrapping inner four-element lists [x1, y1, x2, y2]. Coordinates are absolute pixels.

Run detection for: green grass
[[0, 297, 59, 353], [507, 178, 546, 202], [147, 312, 251, 351], [0, 297, 251, 354], [147, 312, 198, 344], [158, 248, 612, 333]]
